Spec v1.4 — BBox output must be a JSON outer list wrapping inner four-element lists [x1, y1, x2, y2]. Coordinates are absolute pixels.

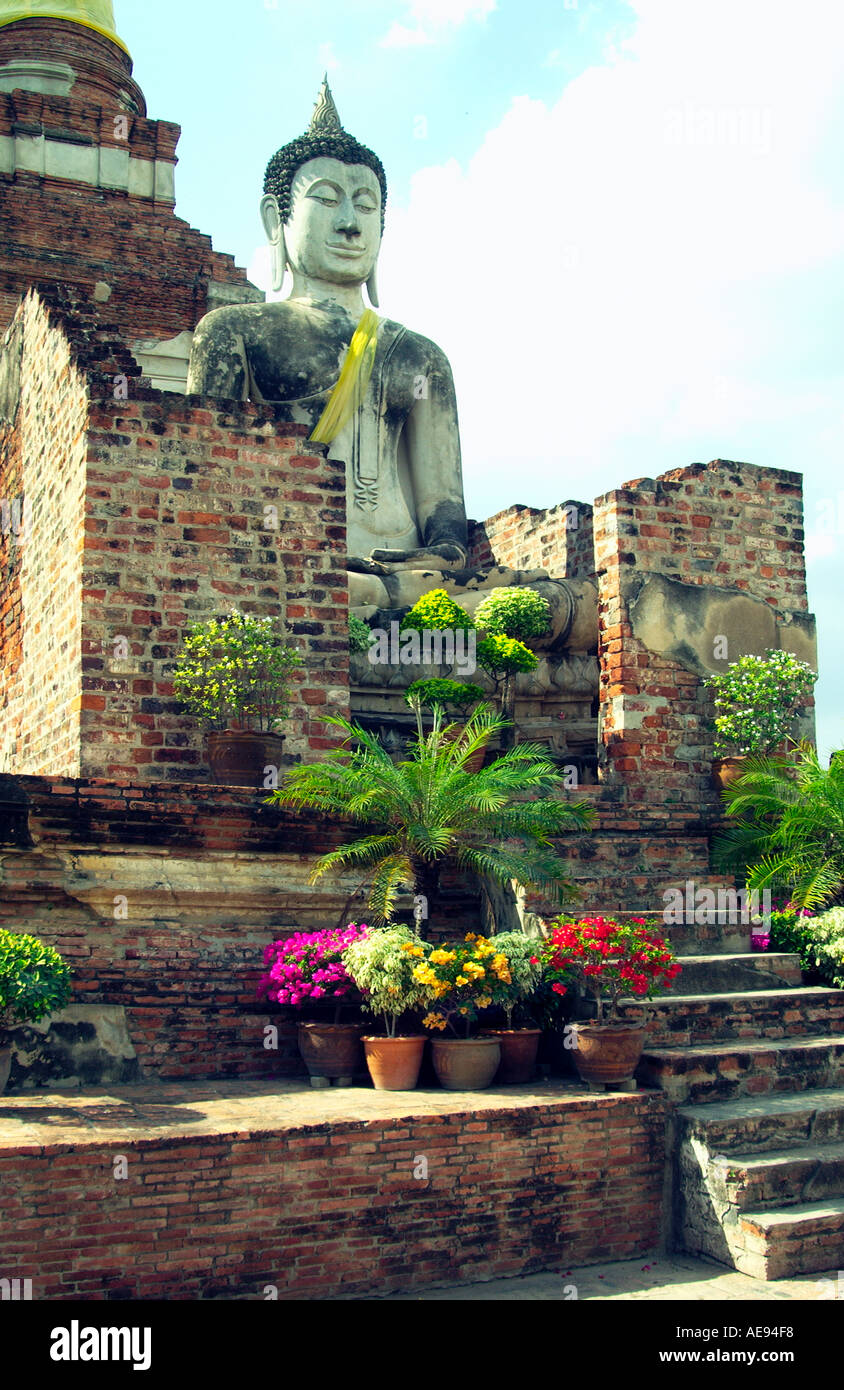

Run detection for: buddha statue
[[187, 81, 595, 649]]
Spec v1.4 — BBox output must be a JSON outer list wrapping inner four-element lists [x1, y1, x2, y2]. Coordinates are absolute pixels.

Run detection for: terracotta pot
[[711, 756, 747, 791], [363, 1035, 426, 1090], [297, 1022, 364, 1086], [570, 1022, 646, 1086], [430, 1036, 501, 1091], [206, 730, 285, 788], [0, 1044, 10, 1095], [483, 1028, 541, 1084]]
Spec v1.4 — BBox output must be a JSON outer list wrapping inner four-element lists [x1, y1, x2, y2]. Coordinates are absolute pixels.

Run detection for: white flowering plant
[[486, 930, 544, 1026], [800, 907, 844, 988], [341, 925, 433, 1036], [704, 649, 817, 756]]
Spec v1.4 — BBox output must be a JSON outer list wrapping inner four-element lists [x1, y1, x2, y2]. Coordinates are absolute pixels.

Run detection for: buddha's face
[[282, 156, 382, 287]]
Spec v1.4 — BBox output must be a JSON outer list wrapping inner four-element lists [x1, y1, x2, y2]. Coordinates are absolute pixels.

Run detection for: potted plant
[[714, 741, 844, 910], [704, 649, 817, 790], [414, 935, 514, 1090], [173, 609, 302, 787], [542, 916, 682, 1086], [342, 925, 432, 1089], [480, 930, 544, 1083], [257, 923, 368, 1087], [268, 702, 594, 934], [0, 929, 72, 1094]]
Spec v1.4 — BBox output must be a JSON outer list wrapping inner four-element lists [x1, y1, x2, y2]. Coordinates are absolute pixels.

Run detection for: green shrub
[[405, 679, 486, 716], [172, 610, 302, 732], [795, 906, 844, 988], [399, 589, 474, 634], [349, 615, 374, 654], [477, 634, 538, 679], [474, 587, 551, 641], [0, 930, 72, 1028]]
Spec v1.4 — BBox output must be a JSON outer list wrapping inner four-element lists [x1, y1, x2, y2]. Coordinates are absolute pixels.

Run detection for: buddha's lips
[[326, 244, 366, 256]]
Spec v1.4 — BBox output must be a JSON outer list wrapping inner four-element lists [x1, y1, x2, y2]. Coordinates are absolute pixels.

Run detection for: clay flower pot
[[570, 1022, 646, 1086], [207, 730, 285, 788], [297, 1022, 364, 1088], [430, 1036, 501, 1091], [363, 1035, 426, 1090], [483, 1028, 541, 1084], [711, 756, 747, 791]]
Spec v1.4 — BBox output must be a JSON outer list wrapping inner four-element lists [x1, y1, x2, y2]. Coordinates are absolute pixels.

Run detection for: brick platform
[[0, 1078, 667, 1300]]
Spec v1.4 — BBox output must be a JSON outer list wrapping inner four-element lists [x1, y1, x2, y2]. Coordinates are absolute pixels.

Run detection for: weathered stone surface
[[5, 1003, 139, 1089]]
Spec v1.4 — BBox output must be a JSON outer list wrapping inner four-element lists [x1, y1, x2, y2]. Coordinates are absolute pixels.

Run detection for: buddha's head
[[262, 79, 387, 306]]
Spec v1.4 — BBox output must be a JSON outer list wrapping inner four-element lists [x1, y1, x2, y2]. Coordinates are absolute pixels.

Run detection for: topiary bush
[[0, 929, 72, 1030], [399, 589, 475, 634], [474, 587, 551, 642], [405, 678, 486, 717]]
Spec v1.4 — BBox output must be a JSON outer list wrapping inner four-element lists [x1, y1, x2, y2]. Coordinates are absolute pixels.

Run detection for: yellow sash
[[309, 308, 379, 445]]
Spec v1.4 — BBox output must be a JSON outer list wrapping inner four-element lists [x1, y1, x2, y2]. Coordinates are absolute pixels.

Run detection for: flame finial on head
[[309, 76, 344, 137]]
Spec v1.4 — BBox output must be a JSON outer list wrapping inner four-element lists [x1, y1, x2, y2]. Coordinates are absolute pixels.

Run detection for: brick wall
[[0, 1089, 667, 1298], [0, 290, 350, 780], [594, 460, 812, 804], [0, 774, 727, 1088], [469, 499, 595, 579], [0, 292, 89, 774], [0, 87, 258, 340]]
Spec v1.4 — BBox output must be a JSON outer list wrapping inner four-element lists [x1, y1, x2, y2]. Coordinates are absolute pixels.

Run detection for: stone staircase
[[613, 910, 844, 1279]]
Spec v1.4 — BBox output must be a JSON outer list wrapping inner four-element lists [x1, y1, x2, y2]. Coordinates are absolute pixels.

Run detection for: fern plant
[[713, 742, 844, 910], [267, 702, 594, 929]]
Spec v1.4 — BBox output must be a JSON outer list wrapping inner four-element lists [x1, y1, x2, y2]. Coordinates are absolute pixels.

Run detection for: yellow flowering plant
[[416, 934, 513, 1037]]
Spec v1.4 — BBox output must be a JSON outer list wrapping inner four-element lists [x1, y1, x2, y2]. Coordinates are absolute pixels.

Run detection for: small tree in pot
[[342, 925, 435, 1090], [0, 929, 72, 1094], [173, 609, 302, 788], [474, 588, 551, 750]]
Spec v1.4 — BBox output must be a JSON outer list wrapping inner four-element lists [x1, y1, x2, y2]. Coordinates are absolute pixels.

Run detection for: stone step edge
[[677, 1086, 844, 1124], [739, 1197, 844, 1234], [710, 1139, 844, 1175], [621, 987, 844, 1007], [671, 953, 801, 966], [643, 1034, 844, 1062]]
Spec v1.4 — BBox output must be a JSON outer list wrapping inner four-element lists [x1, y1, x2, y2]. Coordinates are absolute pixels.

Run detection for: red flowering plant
[[541, 915, 682, 1024], [257, 923, 368, 1024]]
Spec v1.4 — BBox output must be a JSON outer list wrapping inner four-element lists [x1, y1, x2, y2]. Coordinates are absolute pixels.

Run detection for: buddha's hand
[[367, 543, 469, 570]]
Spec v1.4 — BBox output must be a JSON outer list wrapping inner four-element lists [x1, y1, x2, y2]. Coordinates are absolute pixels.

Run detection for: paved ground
[[0, 1075, 627, 1147], [378, 1252, 842, 1300]]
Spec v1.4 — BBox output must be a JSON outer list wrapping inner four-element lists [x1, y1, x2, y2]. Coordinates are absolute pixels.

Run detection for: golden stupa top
[[0, 0, 129, 55]]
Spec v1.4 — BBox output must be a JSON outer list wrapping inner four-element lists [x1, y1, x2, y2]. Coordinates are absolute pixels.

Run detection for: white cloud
[[379, 0, 495, 48]]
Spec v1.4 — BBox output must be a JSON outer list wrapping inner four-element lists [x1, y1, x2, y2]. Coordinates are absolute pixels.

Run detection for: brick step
[[710, 1141, 844, 1210], [637, 1034, 844, 1104], [620, 987, 844, 1047], [725, 1200, 844, 1280], [654, 952, 802, 994], [677, 1088, 844, 1153]]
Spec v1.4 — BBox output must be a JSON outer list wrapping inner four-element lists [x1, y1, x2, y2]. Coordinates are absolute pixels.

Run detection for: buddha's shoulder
[[193, 302, 299, 341], [382, 320, 454, 372]]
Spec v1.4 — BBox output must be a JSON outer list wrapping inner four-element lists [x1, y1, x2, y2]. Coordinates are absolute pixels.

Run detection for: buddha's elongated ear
[[260, 193, 287, 294], [365, 265, 380, 309]]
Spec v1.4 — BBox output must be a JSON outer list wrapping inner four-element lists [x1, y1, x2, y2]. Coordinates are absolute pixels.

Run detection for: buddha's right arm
[[186, 315, 249, 400]]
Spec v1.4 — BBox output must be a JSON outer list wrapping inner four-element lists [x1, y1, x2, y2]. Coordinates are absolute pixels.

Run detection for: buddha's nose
[[334, 200, 362, 236]]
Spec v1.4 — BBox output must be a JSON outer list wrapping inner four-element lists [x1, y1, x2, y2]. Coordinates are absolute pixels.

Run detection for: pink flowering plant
[[257, 923, 368, 1023]]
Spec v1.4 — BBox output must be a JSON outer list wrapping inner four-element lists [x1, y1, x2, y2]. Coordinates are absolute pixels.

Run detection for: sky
[[117, 0, 844, 758]]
